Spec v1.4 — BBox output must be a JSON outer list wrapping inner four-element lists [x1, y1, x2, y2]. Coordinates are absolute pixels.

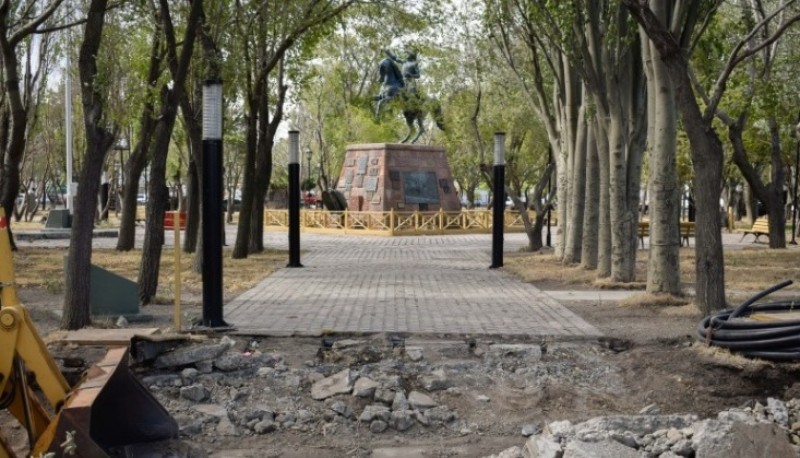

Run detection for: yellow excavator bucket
[[0, 209, 178, 457]]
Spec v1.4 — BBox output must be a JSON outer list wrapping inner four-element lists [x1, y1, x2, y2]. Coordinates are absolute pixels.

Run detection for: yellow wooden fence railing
[[263, 209, 545, 236]]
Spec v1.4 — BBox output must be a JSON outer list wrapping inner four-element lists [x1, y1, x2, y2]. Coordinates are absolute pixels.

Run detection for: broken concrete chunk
[[374, 388, 396, 404], [524, 435, 563, 458], [484, 446, 523, 458], [521, 423, 542, 437], [213, 352, 250, 371], [353, 377, 379, 398], [254, 419, 277, 434], [191, 404, 227, 417], [423, 406, 457, 425], [370, 420, 388, 433], [421, 369, 449, 391], [390, 410, 415, 431], [574, 414, 697, 440], [546, 420, 574, 439], [692, 420, 795, 458], [767, 398, 790, 427], [360, 405, 391, 423], [332, 339, 364, 350], [330, 400, 354, 419], [405, 346, 424, 361], [311, 369, 356, 401], [392, 391, 409, 411], [215, 416, 238, 436], [180, 384, 208, 402], [155, 342, 230, 369], [488, 344, 543, 361], [408, 391, 437, 411], [563, 439, 639, 458], [639, 403, 661, 415]]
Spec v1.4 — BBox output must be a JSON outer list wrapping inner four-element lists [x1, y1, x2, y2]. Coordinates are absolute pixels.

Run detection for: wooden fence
[[263, 209, 543, 236]]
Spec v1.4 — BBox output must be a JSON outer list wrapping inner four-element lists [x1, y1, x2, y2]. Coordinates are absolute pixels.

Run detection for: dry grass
[[505, 245, 800, 299], [11, 246, 285, 303]]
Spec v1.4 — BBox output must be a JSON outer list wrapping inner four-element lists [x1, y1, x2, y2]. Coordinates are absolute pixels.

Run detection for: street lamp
[[201, 78, 226, 328], [491, 132, 506, 269], [287, 131, 303, 267]]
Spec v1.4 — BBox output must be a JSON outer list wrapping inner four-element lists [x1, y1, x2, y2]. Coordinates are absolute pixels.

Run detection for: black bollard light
[[491, 132, 506, 269], [201, 78, 227, 327], [287, 131, 303, 267]]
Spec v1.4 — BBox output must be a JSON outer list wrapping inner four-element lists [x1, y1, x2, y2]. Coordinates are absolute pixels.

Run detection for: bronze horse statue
[[374, 53, 444, 144]]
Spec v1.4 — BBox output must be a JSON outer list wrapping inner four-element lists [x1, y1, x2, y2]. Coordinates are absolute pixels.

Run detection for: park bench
[[736, 217, 770, 243], [638, 221, 696, 248]]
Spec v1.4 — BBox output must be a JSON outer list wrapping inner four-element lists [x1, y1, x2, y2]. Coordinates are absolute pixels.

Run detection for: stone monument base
[[336, 144, 460, 212]]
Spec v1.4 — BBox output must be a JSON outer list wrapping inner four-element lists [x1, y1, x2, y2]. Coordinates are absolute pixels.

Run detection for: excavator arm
[[0, 209, 177, 457]]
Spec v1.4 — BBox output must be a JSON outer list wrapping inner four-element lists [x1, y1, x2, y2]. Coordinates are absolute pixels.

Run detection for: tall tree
[[0, 0, 63, 246], [231, 0, 354, 258], [138, 0, 202, 304], [623, 0, 800, 312], [62, 0, 115, 329]]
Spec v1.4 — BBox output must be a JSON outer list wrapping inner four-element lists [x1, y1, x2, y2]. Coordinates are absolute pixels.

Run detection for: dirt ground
[[6, 267, 800, 458]]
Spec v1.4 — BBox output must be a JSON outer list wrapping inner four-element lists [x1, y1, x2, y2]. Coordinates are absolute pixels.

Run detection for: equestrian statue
[[374, 49, 444, 144]]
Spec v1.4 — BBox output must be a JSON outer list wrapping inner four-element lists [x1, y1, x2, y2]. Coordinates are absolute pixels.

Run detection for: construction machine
[[0, 208, 178, 457]]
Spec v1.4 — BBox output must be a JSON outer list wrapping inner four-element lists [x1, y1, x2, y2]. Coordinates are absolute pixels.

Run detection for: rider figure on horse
[[374, 49, 405, 118]]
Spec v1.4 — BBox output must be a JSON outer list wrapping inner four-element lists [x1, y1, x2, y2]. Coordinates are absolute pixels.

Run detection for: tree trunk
[[581, 120, 600, 270], [644, 17, 681, 295], [184, 159, 200, 252], [596, 119, 612, 278], [117, 27, 162, 251], [564, 103, 587, 264], [139, 0, 201, 303], [62, 0, 114, 330], [625, 0, 729, 314]]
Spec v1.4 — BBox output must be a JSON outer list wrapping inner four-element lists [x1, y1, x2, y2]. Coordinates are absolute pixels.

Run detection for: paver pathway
[[226, 233, 601, 337]]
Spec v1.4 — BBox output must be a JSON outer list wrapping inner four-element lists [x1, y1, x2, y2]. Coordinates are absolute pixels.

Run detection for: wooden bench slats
[[637, 221, 695, 248], [736, 217, 769, 243]]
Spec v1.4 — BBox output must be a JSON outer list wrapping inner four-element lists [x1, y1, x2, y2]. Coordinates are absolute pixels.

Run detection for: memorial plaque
[[402, 171, 440, 204], [365, 176, 379, 192], [357, 156, 368, 174], [354, 175, 364, 187], [345, 170, 354, 185]]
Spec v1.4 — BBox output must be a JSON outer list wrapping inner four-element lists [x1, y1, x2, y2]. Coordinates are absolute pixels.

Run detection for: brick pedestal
[[336, 144, 460, 212]]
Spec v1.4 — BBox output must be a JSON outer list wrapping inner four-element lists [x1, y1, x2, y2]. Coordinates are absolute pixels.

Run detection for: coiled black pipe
[[696, 280, 800, 361]]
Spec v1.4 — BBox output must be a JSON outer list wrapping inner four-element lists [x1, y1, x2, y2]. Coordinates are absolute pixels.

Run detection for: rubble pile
[[138, 336, 581, 441], [489, 399, 800, 458], [135, 335, 800, 457]]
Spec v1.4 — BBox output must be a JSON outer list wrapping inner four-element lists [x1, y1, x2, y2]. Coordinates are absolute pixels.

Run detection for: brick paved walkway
[[226, 233, 601, 338]]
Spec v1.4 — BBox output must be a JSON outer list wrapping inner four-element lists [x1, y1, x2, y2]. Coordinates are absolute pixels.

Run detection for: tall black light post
[[201, 79, 226, 327], [491, 132, 506, 269], [792, 121, 800, 245], [546, 147, 552, 248], [287, 131, 303, 267]]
